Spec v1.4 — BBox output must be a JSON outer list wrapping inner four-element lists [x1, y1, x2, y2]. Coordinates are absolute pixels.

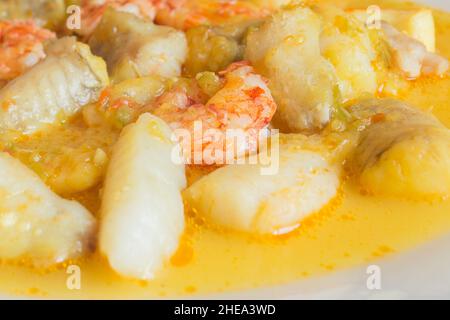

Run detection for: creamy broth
[[0, 0, 449, 298]]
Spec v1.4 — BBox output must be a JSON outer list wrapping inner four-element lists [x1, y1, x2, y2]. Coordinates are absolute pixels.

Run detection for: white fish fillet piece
[[185, 135, 341, 235], [0, 37, 109, 134], [100, 113, 186, 280], [0, 152, 96, 266]]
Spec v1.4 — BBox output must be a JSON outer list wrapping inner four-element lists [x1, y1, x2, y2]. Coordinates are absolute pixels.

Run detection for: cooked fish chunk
[[348, 99, 450, 199], [249, 0, 292, 8], [0, 152, 96, 266], [245, 6, 337, 133], [100, 113, 186, 280], [82, 76, 167, 129], [185, 135, 341, 235], [89, 9, 187, 83], [0, 37, 109, 134], [381, 22, 448, 79]]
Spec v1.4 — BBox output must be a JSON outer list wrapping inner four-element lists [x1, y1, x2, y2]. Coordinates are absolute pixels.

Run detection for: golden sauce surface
[[0, 0, 449, 298]]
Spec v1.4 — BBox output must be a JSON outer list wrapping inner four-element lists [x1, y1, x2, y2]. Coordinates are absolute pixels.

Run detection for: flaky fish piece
[[0, 37, 108, 134]]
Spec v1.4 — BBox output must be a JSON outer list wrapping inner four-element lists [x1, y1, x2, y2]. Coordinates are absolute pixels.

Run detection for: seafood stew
[[0, 0, 449, 298]]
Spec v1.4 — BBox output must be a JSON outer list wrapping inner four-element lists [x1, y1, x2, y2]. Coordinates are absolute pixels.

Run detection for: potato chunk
[[0, 37, 108, 134], [245, 6, 337, 133], [89, 9, 187, 83], [100, 113, 186, 280], [321, 16, 377, 101], [185, 135, 341, 235], [348, 99, 450, 199], [0, 152, 95, 266]]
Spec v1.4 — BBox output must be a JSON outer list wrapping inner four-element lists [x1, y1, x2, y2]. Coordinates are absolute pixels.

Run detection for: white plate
[[213, 232, 450, 299]]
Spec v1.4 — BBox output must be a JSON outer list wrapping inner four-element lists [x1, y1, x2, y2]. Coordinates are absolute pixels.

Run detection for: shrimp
[[151, 61, 277, 165], [154, 0, 271, 30], [79, 0, 157, 37], [0, 20, 55, 82]]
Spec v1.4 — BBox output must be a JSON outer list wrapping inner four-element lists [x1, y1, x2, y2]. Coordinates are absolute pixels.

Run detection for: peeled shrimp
[[347, 98, 450, 199], [245, 6, 338, 133], [152, 61, 277, 165], [79, 0, 157, 37], [0, 20, 55, 82], [154, 0, 270, 30]]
